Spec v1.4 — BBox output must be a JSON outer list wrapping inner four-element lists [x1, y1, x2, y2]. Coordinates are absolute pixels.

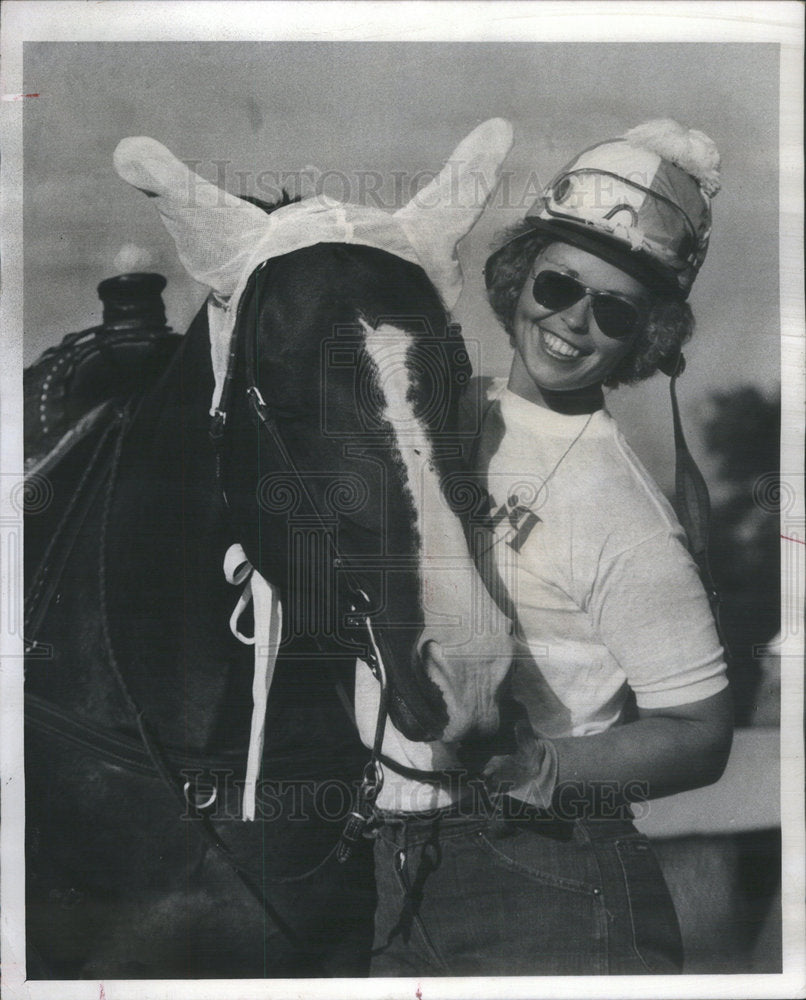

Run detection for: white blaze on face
[[360, 321, 513, 745]]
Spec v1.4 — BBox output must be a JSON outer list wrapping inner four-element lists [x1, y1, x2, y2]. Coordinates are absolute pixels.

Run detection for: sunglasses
[[531, 269, 646, 340]]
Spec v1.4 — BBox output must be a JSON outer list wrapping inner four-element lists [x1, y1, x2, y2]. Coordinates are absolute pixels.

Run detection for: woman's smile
[[538, 326, 590, 361], [507, 242, 649, 407]]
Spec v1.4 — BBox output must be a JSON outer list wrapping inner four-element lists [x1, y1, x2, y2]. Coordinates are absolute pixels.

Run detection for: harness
[[26, 396, 330, 962], [667, 354, 725, 641], [210, 259, 407, 857]]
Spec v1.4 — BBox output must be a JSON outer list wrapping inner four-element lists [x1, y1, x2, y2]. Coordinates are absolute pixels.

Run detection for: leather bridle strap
[[668, 356, 730, 659], [335, 614, 391, 863], [221, 279, 401, 858], [330, 675, 478, 788], [377, 754, 471, 786]]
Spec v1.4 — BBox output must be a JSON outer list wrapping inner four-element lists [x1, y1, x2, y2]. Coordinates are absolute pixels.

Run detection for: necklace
[[531, 409, 595, 506], [479, 409, 595, 557]]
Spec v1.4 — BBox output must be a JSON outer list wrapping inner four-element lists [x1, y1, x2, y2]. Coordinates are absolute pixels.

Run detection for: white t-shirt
[[354, 376, 727, 811], [478, 378, 727, 738]]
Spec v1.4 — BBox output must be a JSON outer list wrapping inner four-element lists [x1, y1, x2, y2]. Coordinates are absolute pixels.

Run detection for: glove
[[482, 720, 559, 810]]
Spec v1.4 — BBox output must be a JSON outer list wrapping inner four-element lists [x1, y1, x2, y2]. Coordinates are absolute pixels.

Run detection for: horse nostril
[[421, 638, 447, 670]]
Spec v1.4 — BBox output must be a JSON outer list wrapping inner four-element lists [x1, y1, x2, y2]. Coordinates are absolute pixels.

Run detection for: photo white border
[[2, 3, 803, 999]]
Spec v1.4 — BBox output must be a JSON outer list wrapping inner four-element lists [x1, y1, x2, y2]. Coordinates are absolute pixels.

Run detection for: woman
[[362, 120, 733, 977]]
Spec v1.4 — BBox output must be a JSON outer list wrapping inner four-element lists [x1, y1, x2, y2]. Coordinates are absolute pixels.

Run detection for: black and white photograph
[[1, 3, 804, 998]]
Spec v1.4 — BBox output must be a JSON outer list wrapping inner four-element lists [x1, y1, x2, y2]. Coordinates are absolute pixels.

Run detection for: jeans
[[370, 803, 683, 977]]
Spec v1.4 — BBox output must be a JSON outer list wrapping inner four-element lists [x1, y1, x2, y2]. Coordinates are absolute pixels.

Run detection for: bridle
[[208, 260, 397, 857], [209, 263, 470, 847]]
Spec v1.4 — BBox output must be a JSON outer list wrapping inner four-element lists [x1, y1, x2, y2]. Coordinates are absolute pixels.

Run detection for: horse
[[23, 121, 515, 979]]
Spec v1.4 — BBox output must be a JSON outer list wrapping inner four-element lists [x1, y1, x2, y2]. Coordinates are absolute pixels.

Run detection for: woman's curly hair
[[485, 222, 694, 387]]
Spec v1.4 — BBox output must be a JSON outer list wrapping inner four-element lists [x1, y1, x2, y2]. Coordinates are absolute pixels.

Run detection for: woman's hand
[[480, 688, 733, 812], [482, 720, 559, 809]]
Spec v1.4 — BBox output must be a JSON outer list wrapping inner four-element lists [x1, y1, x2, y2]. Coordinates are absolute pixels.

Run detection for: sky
[[21, 40, 781, 493]]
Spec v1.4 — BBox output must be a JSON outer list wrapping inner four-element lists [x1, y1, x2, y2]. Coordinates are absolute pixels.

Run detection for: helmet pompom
[[625, 119, 721, 197]]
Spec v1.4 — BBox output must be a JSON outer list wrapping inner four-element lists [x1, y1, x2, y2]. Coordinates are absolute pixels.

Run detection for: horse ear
[[113, 136, 270, 296], [393, 118, 513, 308]]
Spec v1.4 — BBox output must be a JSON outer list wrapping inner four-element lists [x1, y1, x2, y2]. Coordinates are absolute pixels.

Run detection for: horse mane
[[239, 191, 302, 215]]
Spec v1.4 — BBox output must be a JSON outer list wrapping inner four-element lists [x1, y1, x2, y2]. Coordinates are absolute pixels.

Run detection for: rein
[[668, 358, 729, 656], [25, 403, 123, 653], [25, 692, 254, 778]]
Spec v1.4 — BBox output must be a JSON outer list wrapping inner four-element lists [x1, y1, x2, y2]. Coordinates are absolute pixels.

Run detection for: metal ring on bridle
[[183, 780, 218, 812], [351, 588, 387, 684], [360, 759, 384, 802]]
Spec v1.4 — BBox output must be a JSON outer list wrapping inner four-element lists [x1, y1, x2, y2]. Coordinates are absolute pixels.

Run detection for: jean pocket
[[475, 826, 599, 895], [615, 836, 683, 973]]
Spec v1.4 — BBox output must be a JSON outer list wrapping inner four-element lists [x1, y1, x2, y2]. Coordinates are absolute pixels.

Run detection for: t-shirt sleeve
[[589, 530, 728, 709]]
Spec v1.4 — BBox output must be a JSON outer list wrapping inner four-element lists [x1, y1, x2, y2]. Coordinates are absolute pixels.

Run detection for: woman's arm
[[482, 688, 733, 811], [481, 521, 734, 809], [551, 687, 734, 802], [555, 527, 734, 804]]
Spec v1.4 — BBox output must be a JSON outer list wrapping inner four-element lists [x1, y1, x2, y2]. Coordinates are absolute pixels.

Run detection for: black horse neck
[[105, 307, 359, 757], [98, 308, 256, 750]]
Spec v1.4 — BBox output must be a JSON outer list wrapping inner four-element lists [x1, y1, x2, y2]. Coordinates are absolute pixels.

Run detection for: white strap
[[207, 297, 232, 416], [223, 543, 283, 821]]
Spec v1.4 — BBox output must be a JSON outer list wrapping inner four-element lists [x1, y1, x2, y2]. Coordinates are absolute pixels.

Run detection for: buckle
[[209, 408, 227, 439]]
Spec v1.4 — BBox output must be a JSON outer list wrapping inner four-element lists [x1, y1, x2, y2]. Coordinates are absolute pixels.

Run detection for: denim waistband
[[372, 795, 638, 846]]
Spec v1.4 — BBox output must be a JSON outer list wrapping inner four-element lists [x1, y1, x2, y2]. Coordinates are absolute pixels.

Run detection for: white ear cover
[[394, 118, 513, 307], [113, 136, 272, 297]]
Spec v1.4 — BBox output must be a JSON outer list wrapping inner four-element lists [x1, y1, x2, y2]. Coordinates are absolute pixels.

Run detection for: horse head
[[113, 122, 515, 754]]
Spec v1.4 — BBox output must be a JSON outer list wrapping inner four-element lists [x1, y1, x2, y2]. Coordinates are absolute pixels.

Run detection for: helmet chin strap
[[666, 351, 730, 660]]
